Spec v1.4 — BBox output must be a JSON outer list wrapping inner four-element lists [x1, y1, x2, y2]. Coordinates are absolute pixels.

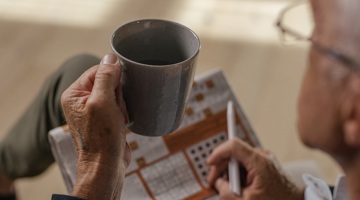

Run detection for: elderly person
[[1, 0, 359, 199], [207, 0, 360, 200]]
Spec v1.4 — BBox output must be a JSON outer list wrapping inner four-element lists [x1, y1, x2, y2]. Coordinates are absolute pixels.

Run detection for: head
[[297, 0, 360, 166]]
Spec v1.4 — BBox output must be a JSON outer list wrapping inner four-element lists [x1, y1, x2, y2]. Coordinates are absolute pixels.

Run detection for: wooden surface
[[0, 0, 341, 199]]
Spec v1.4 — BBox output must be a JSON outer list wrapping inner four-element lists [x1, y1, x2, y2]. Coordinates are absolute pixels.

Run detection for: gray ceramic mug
[[111, 19, 200, 136]]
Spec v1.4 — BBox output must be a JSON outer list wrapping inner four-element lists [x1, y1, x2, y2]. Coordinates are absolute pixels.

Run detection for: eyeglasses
[[275, 0, 360, 71]]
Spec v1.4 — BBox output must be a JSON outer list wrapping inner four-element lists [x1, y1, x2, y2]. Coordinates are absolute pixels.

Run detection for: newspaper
[[49, 68, 261, 199]]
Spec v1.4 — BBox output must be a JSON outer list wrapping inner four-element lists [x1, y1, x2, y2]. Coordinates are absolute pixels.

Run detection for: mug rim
[[110, 19, 201, 67]]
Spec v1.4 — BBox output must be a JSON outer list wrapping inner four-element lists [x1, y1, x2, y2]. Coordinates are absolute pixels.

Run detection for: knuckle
[[254, 152, 275, 172], [60, 91, 76, 113], [96, 67, 116, 80], [60, 91, 69, 106], [231, 138, 253, 156], [253, 152, 267, 164], [86, 100, 104, 113]]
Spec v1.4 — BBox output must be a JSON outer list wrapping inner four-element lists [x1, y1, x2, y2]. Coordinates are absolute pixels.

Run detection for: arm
[[60, 53, 130, 200], [207, 138, 304, 200]]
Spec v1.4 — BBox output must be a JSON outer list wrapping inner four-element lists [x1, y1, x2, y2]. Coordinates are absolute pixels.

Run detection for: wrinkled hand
[[61, 53, 131, 200], [207, 138, 304, 200]]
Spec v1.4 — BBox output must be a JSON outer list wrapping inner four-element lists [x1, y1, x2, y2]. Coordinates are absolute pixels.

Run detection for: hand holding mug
[[61, 53, 131, 200]]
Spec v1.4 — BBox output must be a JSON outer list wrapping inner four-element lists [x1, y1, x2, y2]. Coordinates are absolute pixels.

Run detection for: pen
[[227, 101, 241, 196]]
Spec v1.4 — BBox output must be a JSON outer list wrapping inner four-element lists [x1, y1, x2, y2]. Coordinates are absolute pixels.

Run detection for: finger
[[215, 178, 238, 200], [91, 53, 121, 98], [109, 60, 129, 124], [63, 65, 99, 96], [207, 160, 228, 185], [207, 138, 255, 168], [120, 97, 129, 124], [124, 142, 132, 167], [115, 63, 123, 106], [261, 149, 271, 156], [61, 65, 99, 114], [116, 75, 129, 124]]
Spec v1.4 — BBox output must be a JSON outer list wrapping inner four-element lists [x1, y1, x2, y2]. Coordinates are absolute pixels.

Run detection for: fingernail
[[215, 178, 223, 188], [101, 53, 118, 65]]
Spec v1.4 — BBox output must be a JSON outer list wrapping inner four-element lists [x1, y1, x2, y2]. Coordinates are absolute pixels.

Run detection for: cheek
[[297, 67, 321, 148], [297, 53, 339, 150]]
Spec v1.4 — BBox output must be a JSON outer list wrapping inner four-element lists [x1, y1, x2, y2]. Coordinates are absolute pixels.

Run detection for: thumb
[[215, 178, 238, 200], [92, 53, 121, 97]]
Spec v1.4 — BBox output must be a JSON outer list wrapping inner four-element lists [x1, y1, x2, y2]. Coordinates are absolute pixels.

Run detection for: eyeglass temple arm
[[311, 39, 360, 71]]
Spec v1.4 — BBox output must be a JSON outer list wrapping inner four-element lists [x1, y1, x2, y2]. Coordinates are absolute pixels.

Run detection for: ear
[[343, 76, 360, 148]]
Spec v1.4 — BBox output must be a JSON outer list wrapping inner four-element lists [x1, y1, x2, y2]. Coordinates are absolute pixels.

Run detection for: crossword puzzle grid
[[121, 174, 151, 200], [140, 152, 201, 200], [179, 70, 231, 129], [122, 70, 259, 199], [186, 132, 228, 188]]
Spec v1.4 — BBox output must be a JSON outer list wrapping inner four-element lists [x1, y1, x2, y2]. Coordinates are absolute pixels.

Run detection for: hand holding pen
[[206, 101, 304, 200]]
